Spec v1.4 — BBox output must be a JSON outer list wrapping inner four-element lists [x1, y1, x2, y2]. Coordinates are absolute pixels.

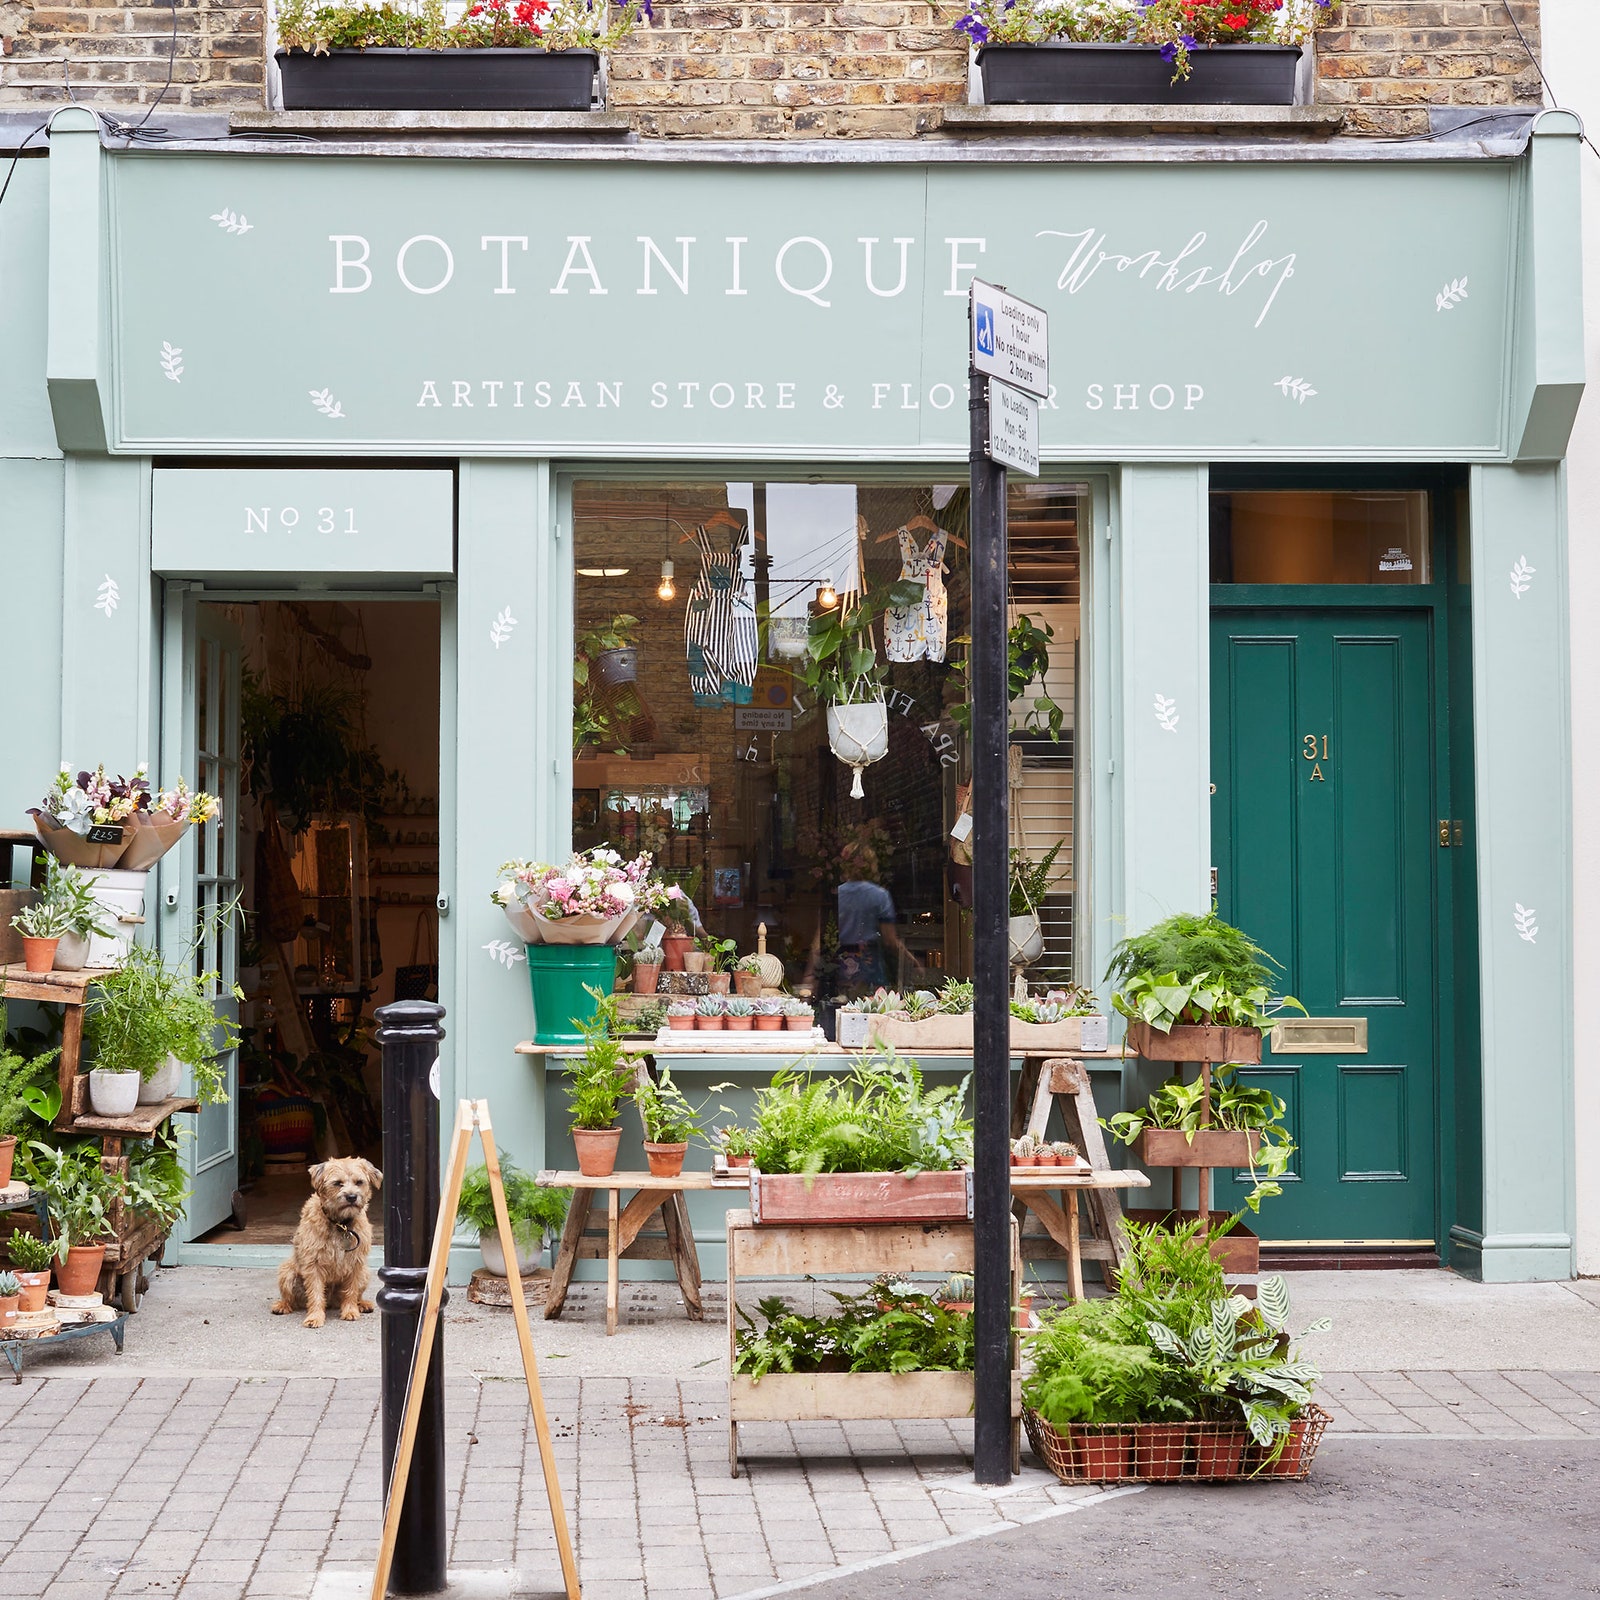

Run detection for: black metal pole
[[375, 998, 448, 1595], [969, 345, 1012, 1486]]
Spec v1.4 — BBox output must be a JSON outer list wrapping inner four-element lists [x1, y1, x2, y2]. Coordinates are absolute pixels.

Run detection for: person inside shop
[[800, 842, 922, 998]]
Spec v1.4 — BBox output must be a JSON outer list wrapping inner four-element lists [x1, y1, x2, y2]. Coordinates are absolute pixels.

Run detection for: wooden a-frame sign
[[371, 1099, 581, 1600]]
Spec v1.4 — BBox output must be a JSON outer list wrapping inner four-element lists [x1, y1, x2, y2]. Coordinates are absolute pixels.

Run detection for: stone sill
[[940, 103, 1346, 136], [228, 108, 631, 137]]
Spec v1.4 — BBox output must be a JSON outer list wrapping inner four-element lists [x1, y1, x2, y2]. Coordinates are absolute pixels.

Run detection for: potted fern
[[456, 1159, 570, 1276]]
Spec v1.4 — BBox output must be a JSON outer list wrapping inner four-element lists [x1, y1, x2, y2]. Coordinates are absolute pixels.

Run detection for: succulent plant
[[937, 978, 975, 1015], [724, 997, 755, 1018], [667, 999, 696, 1017], [695, 994, 725, 1017], [0, 1271, 19, 1298], [780, 998, 813, 1017], [903, 989, 940, 1021], [754, 997, 784, 1015], [939, 1272, 974, 1302]]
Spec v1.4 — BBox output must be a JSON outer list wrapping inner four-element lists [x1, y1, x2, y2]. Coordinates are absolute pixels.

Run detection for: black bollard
[[375, 999, 448, 1595]]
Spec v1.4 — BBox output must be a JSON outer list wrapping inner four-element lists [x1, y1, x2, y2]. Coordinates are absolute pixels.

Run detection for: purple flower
[[639, 0, 652, 18], [1158, 40, 1176, 60], [954, 8, 989, 42]]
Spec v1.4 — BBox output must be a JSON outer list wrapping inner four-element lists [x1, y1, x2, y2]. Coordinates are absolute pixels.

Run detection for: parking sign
[[969, 279, 1049, 399]]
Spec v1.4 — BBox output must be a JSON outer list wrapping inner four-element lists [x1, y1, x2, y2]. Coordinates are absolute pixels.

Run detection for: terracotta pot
[[1136, 1422, 1190, 1481], [1261, 1416, 1315, 1477], [15, 1270, 51, 1313], [631, 961, 663, 996], [725, 1153, 752, 1169], [735, 973, 763, 997], [0, 1135, 15, 1189], [683, 951, 709, 975], [644, 1141, 688, 1178], [21, 936, 59, 974], [572, 1126, 622, 1178], [695, 1015, 723, 1031], [707, 972, 731, 995], [667, 1014, 695, 1031], [724, 1016, 754, 1031], [661, 933, 695, 972], [1074, 1429, 1133, 1482], [0, 1292, 17, 1334], [55, 1243, 107, 1298], [784, 1014, 812, 1031], [754, 1014, 784, 1031], [1193, 1427, 1248, 1478]]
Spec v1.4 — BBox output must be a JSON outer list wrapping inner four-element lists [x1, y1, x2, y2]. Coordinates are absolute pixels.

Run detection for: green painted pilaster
[[1456, 463, 1574, 1280], [452, 459, 563, 1180], [1512, 111, 1586, 463], [61, 455, 153, 773], [1116, 464, 1212, 932], [45, 109, 110, 454]]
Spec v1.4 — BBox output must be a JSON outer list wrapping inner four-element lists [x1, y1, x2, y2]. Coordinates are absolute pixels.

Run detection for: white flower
[[492, 883, 514, 906], [609, 882, 636, 907]]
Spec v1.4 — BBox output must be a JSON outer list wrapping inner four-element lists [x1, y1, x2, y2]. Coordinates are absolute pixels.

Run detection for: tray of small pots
[[658, 995, 821, 1047], [1009, 1135, 1088, 1171]]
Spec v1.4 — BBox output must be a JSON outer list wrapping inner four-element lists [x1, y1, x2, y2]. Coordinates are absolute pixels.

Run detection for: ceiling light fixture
[[816, 573, 838, 610], [657, 559, 676, 602], [576, 566, 630, 578]]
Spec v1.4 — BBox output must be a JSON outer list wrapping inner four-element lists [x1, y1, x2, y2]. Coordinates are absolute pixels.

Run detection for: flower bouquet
[[493, 847, 658, 946], [121, 779, 224, 871], [29, 763, 221, 871]]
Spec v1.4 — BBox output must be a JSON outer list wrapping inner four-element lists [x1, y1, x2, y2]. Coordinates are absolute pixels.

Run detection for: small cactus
[[1011, 1134, 1038, 1160], [1051, 1140, 1079, 1163]]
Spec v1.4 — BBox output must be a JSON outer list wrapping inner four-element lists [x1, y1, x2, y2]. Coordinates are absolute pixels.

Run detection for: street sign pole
[[968, 306, 1013, 1488], [967, 278, 1048, 1486]]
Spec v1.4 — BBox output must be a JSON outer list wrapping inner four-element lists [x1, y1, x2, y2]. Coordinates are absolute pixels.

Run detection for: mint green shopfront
[[0, 107, 1585, 1282]]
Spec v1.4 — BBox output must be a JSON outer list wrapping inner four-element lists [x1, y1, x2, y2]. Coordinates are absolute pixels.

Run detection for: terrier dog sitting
[[271, 1157, 382, 1328]]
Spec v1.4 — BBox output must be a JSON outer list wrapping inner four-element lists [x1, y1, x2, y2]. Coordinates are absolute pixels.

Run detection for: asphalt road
[[790, 1438, 1600, 1600]]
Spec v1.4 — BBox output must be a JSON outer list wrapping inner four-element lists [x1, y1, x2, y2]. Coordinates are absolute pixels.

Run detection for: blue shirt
[[837, 880, 895, 946]]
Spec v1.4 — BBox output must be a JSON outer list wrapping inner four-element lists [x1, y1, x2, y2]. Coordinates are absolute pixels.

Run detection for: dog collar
[[334, 1221, 360, 1252]]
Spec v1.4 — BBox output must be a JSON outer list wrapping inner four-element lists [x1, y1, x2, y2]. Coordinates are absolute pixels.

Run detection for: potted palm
[[565, 990, 635, 1177], [956, 0, 1336, 108], [456, 1159, 570, 1276], [274, 0, 640, 112]]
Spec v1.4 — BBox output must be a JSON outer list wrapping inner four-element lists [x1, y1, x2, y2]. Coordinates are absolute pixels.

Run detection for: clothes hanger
[[874, 512, 965, 549], [679, 508, 747, 543]]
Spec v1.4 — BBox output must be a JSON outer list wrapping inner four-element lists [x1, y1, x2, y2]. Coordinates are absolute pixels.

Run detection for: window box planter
[[977, 43, 1300, 107], [1124, 1021, 1263, 1064], [275, 48, 598, 112], [1134, 1128, 1261, 1169], [867, 1013, 1108, 1053], [748, 1167, 972, 1226]]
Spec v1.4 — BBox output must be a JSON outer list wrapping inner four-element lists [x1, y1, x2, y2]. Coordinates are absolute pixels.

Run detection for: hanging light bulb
[[817, 571, 838, 610], [657, 559, 676, 602]]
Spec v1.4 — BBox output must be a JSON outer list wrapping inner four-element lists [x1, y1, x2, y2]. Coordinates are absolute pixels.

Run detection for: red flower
[[1222, 10, 1248, 25]]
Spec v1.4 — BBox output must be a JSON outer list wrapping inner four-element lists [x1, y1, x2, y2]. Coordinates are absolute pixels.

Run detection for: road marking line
[[720, 1485, 1145, 1600]]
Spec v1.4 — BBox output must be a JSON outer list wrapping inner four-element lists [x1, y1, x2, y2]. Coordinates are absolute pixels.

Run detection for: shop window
[[571, 480, 1086, 1005], [1210, 490, 1431, 585]]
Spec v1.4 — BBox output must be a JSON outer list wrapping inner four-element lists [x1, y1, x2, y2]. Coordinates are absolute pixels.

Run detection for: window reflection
[[1211, 491, 1431, 585]]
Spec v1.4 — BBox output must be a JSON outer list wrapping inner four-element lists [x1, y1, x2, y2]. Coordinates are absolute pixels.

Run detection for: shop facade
[[0, 108, 1584, 1280]]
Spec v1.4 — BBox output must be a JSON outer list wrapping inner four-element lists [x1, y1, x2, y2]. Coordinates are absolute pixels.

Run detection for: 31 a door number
[[1301, 733, 1329, 783]]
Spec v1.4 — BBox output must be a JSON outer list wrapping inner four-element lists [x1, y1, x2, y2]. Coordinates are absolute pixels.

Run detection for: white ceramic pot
[[827, 700, 889, 798], [89, 1069, 141, 1118], [836, 1011, 873, 1048], [480, 1229, 543, 1278], [53, 930, 91, 971], [81, 868, 149, 968], [1008, 913, 1045, 968], [138, 1054, 183, 1105]]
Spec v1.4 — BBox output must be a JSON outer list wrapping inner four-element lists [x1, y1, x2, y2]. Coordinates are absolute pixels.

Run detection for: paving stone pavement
[[1, 1361, 1597, 1600]]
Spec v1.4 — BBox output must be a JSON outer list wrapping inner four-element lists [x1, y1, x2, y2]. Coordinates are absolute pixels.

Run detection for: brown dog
[[271, 1157, 382, 1328]]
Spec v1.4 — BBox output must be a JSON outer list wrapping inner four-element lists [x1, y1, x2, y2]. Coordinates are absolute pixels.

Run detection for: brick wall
[[609, 0, 967, 138], [0, 0, 263, 108], [1314, 0, 1544, 135], [0, 0, 1545, 132]]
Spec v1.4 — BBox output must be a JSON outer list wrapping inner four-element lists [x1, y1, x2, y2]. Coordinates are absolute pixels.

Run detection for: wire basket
[[1024, 1405, 1332, 1484]]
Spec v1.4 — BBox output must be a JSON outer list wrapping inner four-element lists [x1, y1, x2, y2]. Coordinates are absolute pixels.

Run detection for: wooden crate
[[748, 1168, 971, 1226], [1135, 1129, 1261, 1169], [730, 1370, 1021, 1423], [1125, 1022, 1263, 1064]]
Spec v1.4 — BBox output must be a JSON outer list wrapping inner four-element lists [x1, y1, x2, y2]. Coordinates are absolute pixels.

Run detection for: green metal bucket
[[525, 943, 617, 1045]]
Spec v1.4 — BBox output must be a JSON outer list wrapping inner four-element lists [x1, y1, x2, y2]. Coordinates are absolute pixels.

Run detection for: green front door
[[1210, 609, 1438, 1246]]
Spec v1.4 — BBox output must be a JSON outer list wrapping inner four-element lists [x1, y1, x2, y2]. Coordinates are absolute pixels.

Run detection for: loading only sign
[[970, 279, 1048, 479], [986, 379, 1040, 477]]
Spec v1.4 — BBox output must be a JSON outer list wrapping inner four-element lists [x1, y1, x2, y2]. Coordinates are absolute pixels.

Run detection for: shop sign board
[[970, 280, 1049, 399], [103, 155, 1520, 460], [151, 468, 454, 577], [986, 379, 1040, 477]]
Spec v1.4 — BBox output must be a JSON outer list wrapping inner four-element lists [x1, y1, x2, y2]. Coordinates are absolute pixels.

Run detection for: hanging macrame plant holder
[[1005, 745, 1045, 967], [827, 698, 889, 799]]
